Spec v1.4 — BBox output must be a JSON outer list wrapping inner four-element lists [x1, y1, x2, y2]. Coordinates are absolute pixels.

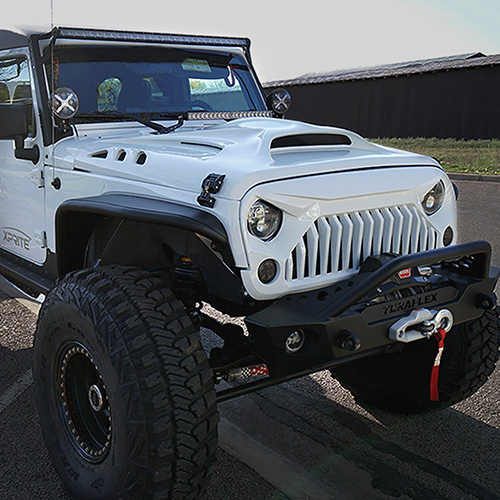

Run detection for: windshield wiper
[[77, 111, 186, 134]]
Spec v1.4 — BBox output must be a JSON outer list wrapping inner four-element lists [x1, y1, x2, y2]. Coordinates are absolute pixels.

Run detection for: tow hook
[[389, 308, 454, 343]]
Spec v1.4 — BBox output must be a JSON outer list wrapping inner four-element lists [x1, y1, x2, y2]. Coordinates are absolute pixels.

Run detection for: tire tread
[[36, 265, 218, 499]]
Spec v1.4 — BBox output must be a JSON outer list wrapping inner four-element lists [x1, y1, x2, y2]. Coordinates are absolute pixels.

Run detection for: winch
[[389, 308, 454, 343]]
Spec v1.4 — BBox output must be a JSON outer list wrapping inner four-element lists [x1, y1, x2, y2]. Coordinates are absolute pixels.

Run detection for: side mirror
[[266, 88, 292, 117], [0, 103, 39, 163], [0, 102, 29, 143]]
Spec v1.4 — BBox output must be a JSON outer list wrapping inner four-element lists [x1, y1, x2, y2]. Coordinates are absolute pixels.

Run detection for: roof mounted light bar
[[54, 27, 250, 49]]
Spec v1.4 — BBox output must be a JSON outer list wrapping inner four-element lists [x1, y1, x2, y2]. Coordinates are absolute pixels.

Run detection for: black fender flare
[[55, 194, 229, 275]]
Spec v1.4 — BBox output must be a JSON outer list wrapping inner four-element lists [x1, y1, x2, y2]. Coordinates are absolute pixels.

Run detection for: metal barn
[[264, 53, 500, 139]]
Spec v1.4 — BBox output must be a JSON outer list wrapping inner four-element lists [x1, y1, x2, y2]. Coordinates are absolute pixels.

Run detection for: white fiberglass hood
[[53, 117, 440, 201]]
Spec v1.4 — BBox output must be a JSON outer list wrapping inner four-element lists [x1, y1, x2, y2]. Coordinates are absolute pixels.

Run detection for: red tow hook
[[430, 327, 447, 401]]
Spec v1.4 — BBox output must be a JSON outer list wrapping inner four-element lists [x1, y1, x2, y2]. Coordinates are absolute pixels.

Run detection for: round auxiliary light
[[285, 330, 305, 353], [422, 180, 445, 215], [52, 87, 80, 120], [443, 226, 454, 246], [258, 259, 278, 284], [267, 88, 292, 116], [247, 200, 282, 240]]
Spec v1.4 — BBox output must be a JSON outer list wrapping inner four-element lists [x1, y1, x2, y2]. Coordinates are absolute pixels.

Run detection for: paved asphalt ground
[[0, 179, 499, 500]]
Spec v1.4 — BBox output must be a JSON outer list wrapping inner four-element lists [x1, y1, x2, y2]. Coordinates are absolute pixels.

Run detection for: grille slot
[[285, 205, 439, 282]]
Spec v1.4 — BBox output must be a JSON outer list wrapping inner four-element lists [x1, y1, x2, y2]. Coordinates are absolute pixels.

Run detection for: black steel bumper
[[244, 241, 499, 379]]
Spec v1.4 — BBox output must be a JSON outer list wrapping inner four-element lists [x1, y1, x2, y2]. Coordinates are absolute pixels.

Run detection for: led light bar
[[56, 27, 250, 49], [187, 111, 273, 120]]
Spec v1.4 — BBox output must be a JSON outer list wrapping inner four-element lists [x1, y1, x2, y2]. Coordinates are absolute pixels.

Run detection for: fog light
[[258, 259, 277, 284], [443, 226, 454, 246], [285, 330, 305, 353]]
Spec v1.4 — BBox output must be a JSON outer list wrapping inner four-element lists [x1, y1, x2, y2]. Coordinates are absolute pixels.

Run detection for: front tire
[[33, 266, 218, 499], [332, 309, 500, 413]]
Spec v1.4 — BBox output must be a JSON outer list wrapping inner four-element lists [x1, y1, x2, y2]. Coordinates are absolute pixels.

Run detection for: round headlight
[[247, 200, 282, 240], [422, 180, 445, 215]]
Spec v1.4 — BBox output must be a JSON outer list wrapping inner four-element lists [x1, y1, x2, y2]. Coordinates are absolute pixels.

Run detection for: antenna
[[50, 0, 56, 185]]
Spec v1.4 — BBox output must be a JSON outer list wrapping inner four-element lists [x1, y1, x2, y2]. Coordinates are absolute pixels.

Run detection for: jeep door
[[0, 51, 46, 264]]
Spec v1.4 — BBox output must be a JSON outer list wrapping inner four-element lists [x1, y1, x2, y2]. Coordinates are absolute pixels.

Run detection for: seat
[[0, 82, 10, 103], [118, 77, 151, 113], [12, 83, 31, 102]]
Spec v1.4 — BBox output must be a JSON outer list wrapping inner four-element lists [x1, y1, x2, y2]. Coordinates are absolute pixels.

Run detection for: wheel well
[[56, 211, 103, 275], [56, 211, 243, 307]]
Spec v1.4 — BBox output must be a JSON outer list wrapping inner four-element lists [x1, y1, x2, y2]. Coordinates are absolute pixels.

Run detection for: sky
[[3, 0, 500, 83]]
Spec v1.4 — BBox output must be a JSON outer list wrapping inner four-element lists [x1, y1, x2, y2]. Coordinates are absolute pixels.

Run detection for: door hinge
[[34, 230, 47, 249], [30, 168, 45, 188], [197, 173, 226, 208]]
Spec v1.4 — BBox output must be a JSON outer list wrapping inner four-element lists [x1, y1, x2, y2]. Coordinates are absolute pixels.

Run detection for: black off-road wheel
[[33, 266, 219, 500], [332, 309, 500, 413]]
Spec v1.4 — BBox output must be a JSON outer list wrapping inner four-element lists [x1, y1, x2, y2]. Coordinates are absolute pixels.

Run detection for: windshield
[[46, 44, 267, 119]]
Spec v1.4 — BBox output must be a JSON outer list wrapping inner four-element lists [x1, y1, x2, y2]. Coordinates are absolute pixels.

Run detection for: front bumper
[[244, 241, 499, 378]]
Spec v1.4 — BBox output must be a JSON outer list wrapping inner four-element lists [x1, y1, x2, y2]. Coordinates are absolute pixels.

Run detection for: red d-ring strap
[[430, 327, 447, 401]]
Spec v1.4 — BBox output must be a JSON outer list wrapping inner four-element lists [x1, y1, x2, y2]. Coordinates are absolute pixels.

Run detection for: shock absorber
[[172, 256, 205, 314]]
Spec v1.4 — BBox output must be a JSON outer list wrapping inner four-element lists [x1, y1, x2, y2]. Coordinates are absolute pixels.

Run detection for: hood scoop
[[271, 133, 352, 149]]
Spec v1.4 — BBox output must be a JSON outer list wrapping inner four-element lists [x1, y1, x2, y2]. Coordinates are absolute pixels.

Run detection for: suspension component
[[389, 308, 453, 343]]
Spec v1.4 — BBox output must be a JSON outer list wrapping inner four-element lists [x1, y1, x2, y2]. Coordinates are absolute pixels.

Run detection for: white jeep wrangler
[[0, 27, 498, 500]]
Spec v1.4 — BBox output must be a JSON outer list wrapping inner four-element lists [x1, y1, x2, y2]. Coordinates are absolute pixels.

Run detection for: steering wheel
[[190, 100, 214, 111]]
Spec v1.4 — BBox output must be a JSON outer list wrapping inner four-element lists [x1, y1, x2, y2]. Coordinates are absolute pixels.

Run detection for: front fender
[[55, 193, 229, 275]]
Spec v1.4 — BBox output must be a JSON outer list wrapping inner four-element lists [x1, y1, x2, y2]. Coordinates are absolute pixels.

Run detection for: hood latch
[[197, 173, 226, 208]]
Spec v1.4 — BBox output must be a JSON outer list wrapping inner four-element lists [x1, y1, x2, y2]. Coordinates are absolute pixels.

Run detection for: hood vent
[[90, 150, 109, 159], [135, 151, 147, 165], [116, 149, 127, 162], [181, 141, 223, 151], [271, 134, 352, 149]]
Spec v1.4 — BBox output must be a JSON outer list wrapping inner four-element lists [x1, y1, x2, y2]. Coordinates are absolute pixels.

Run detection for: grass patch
[[369, 138, 500, 175]]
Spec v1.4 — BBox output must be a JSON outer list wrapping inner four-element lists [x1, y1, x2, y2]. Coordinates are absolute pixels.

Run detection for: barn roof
[[264, 52, 500, 88], [0, 30, 30, 51]]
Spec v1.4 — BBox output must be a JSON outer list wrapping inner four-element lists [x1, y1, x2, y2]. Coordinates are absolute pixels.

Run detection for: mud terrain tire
[[33, 266, 218, 500], [333, 309, 500, 413]]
